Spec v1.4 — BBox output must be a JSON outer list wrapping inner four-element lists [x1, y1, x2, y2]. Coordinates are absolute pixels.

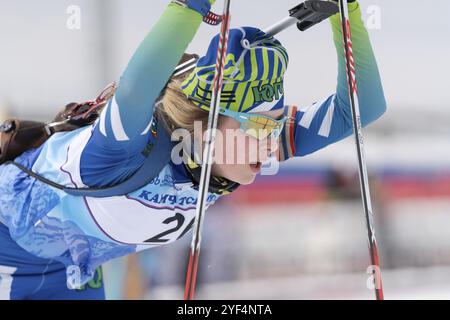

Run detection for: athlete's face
[[210, 109, 284, 185]]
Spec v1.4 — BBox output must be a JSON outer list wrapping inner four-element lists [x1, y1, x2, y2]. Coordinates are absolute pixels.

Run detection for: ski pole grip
[[290, 1, 339, 32]]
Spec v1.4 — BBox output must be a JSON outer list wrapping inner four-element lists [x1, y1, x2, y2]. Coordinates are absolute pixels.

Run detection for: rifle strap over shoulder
[[4, 115, 175, 198]]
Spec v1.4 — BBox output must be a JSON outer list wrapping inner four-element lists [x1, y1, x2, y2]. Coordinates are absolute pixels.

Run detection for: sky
[[0, 0, 449, 118], [0, 0, 449, 166]]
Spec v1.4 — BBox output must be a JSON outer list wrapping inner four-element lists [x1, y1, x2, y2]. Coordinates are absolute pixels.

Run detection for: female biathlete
[[0, 0, 386, 299]]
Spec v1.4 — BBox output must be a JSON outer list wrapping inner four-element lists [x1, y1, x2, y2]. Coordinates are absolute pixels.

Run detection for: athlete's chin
[[233, 171, 257, 185], [214, 164, 258, 186], [238, 176, 256, 185], [222, 172, 256, 186]]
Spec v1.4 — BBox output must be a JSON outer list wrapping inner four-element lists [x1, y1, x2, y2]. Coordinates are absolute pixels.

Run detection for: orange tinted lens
[[241, 116, 283, 140]]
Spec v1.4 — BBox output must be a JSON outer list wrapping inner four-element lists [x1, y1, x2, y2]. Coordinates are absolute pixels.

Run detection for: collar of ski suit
[[170, 150, 240, 196]]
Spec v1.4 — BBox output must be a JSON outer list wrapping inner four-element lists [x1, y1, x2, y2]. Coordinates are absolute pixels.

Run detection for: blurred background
[[1, 0, 449, 299]]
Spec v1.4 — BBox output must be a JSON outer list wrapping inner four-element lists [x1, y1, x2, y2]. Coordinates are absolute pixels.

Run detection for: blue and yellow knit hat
[[181, 27, 289, 113]]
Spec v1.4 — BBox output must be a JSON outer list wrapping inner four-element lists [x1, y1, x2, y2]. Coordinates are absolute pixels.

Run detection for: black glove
[[331, 0, 356, 3]]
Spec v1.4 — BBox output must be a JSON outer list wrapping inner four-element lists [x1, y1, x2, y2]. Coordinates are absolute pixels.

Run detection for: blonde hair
[[155, 76, 210, 138]]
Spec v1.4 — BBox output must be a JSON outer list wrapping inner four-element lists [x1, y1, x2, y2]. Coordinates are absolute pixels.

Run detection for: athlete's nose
[[267, 136, 279, 155], [256, 136, 279, 163]]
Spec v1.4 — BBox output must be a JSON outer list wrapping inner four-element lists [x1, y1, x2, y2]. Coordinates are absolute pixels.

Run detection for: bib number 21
[[144, 213, 194, 244]]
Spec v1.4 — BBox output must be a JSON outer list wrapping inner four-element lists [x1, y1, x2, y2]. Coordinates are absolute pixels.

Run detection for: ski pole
[[337, 0, 384, 300], [184, 0, 232, 301], [264, 0, 339, 36], [183, 0, 334, 301]]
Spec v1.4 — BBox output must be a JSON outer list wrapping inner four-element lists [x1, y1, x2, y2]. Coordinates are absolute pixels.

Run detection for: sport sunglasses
[[188, 96, 286, 141]]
